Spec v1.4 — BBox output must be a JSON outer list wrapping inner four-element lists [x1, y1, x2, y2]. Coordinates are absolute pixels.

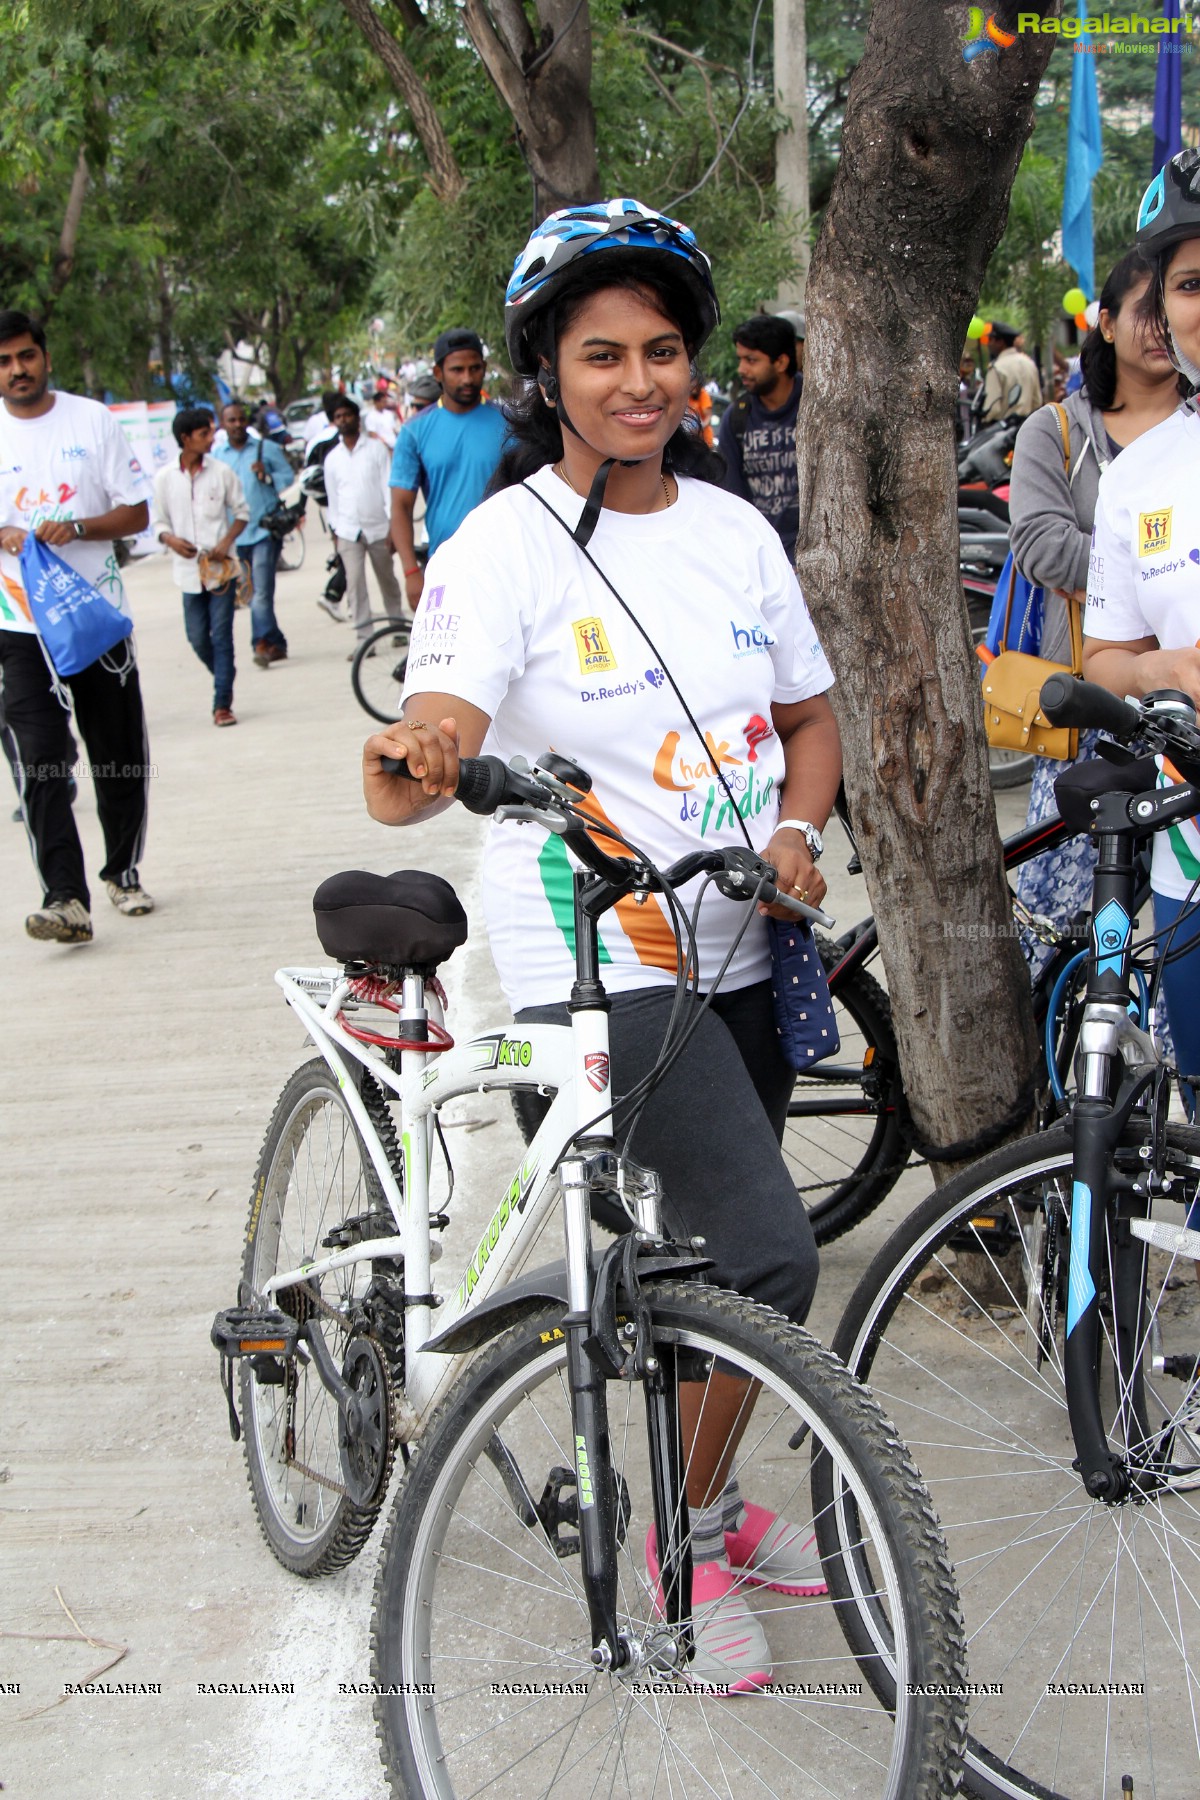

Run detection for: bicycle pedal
[[1129, 1218, 1200, 1260], [210, 1306, 301, 1359]]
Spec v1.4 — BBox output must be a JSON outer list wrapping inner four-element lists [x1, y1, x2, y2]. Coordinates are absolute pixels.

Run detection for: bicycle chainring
[[338, 1334, 394, 1507]]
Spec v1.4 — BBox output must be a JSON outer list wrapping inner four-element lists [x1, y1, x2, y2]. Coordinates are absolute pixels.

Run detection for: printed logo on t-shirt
[[574, 617, 617, 674], [729, 619, 777, 658], [60, 443, 89, 463], [1139, 510, 1173, 556]]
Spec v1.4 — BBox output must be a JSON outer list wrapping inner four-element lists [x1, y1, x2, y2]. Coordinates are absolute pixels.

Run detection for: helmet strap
[[574, 457, 616, 547]]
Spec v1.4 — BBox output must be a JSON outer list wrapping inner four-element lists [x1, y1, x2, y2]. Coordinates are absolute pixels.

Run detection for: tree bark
[[338, 0, 465, 204], [462, 0, 599, 215], [793, 1, 1057, 1170], [47, 147, 90, 305]]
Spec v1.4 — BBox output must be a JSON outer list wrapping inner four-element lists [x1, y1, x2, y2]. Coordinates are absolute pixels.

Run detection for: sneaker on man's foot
[[264, 643, 287, 663], [213, 707, 237, 727], [252, 640, 271, 669], [105, 880, 154, 917], [316, 596, 345, 622], [25, 898, 93, 944], [645, 1526, 771, 1693]]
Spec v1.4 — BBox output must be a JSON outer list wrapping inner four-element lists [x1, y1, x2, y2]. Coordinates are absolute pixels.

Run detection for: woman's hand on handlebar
[[760, 830, 826, 920], [363, 715, 463, 824]]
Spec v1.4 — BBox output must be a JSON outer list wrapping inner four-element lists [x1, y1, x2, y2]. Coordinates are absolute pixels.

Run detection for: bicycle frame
[[1064, 772, 1200, 1500]]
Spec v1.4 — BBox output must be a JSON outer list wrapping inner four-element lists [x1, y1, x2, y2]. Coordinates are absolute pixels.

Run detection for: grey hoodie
[[1007, 389, 1111, 665]]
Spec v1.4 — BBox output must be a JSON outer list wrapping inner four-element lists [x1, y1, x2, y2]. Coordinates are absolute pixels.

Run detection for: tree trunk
[[462, 0, 599, 215], [47, 147, 89, 306], [774, 0, 810, 299], [339, 0, 465, 204], [793, 1, 1057, 1171]]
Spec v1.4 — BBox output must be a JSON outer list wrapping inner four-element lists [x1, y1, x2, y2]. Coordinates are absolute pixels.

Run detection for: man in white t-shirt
[[324, 396, 404, 651], [0, 309, 154, 944], [363, 383, 399, 452]]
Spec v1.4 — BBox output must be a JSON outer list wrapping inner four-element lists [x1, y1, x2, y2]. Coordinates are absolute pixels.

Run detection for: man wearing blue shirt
[[214, 401, 292, 666], [389, 328, 508, 610]]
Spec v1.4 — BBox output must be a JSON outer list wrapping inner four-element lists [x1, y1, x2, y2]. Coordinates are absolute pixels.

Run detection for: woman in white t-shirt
[[1085, 150, 1200, 1093], [363, 200, 842, 1689]]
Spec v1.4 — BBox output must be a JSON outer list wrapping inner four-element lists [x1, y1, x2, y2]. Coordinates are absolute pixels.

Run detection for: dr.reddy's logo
[[963, 7, 1017, 59]]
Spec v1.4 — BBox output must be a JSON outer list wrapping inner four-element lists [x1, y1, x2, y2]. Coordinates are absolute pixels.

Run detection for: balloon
[[1085, 300, 1100, 328], [1063, 286, 1088, 315], [966, 315, 987, 340], [1075, 311, 1089, 330], [980, 323, 992, 342]]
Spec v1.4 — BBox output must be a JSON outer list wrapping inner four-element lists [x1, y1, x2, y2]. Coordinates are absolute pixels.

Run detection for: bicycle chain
[[278, 1275, 396, 1496]]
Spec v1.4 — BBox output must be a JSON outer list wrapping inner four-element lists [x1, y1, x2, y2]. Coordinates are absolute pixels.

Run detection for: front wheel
[[352, 618, 412, 723], [372, 1280, 967, 1799], [830, 1121, 1200, 1800]]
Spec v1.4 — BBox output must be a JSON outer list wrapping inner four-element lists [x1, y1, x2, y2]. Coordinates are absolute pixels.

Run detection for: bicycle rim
[[353, 621, 411, 723], [372, 1282, 966, 1799], [832, 1122, 1200, 1800], [241, 1063, 384, 1566]]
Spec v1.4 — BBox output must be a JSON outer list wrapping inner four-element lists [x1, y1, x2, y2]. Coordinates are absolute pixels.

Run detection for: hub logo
[[729, 620, 776, 658]]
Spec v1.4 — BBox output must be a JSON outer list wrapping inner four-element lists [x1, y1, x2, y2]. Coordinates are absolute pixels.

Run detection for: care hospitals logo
[[1139, 509, 1173, 556], [962, 7, 1017, 59]]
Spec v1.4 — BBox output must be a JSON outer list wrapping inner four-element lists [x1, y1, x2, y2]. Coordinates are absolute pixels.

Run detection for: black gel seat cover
[[313, 870, 468, 967]]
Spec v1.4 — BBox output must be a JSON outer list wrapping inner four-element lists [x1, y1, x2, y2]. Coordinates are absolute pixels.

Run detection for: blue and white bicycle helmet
[[504, 198, 720, 376], [1137, 149, 1200, 255]]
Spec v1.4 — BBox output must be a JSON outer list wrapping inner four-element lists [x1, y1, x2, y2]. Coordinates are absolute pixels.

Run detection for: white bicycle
[[212, 748, 967, 1799]]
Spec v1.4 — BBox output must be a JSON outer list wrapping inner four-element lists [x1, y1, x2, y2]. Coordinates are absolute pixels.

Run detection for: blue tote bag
[[979, 550, 1044, 660], [19, 535, 133, 678]]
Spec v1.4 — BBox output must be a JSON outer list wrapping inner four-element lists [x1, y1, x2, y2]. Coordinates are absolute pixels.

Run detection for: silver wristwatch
[[775, 817, 823, 862]]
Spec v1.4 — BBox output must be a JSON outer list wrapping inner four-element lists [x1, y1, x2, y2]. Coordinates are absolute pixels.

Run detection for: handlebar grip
[[1039, 674, 1141, 741], [378, 751, 514, 816]]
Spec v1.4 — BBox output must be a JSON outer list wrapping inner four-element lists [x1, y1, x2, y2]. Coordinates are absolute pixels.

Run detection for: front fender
[[423, 1251, 712, 1354]]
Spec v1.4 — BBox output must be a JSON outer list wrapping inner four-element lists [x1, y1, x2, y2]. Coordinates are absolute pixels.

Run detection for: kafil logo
[[963, 7, 1017, 58], [573, 616, 617, 674], [1139, 509, 1173, 556]]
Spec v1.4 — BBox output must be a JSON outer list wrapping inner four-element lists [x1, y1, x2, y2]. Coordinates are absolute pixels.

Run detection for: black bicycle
[[828, 676, 1200, 1800], [789, 802, 1153, 1244]]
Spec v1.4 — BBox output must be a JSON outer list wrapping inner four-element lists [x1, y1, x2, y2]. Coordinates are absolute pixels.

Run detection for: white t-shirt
[[364, 406, 399, 451], [402, 464, 834, 1012], [1086, 402, 1200, 898], [0, 391, 149, 634]]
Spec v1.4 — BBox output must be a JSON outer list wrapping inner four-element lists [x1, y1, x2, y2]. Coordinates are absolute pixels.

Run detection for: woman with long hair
[[363, 200, 841, 1689], [1008, 249, 1183, 970], [1084, 152, 1200, 1097]]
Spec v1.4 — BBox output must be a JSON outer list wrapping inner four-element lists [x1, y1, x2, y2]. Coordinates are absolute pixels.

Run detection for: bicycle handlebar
[[1039, 674, 1141, 740], [378, 749, 833, 925]]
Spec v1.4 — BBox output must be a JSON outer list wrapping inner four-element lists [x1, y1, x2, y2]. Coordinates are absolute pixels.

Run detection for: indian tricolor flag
[[1159, 753, 1200, 883]]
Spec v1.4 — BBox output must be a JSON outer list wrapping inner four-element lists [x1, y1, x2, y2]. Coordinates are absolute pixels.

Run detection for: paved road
[[0, 537, 1028, 1798]]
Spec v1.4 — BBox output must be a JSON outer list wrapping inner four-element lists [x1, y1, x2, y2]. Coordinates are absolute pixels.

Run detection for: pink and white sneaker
[[725, 1501, 828, 1596], [645, 1525, 771, 1693]]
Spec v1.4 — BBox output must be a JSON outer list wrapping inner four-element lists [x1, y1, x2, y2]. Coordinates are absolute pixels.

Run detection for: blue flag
[[1153, 0, 1184, 177], [1062, 0, 1103, 300]]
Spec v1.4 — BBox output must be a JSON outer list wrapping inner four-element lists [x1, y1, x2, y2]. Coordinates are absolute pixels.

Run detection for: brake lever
[[495, 801, 572, 831]]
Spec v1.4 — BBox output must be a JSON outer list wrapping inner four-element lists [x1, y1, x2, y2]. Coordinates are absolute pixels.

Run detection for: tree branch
[[338, 0, 465, 203], [48, 148, 90, 304]]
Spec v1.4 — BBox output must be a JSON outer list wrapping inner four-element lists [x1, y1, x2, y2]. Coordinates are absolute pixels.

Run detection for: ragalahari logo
[[963, 6, 1018, 58]]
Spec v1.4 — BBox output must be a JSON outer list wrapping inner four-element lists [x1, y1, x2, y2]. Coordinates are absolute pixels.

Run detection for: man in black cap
[[389, 328, 508, 610], [981, 320, 1042, 423]]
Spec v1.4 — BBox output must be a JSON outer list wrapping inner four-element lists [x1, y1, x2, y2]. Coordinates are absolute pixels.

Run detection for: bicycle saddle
[[313, 870, 468, 968]]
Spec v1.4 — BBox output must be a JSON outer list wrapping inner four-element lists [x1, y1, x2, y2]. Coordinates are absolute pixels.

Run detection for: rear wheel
[[783, 935, 913, 1243], [352, 618, 412, 723], [240, 1058, 395, 1576]]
